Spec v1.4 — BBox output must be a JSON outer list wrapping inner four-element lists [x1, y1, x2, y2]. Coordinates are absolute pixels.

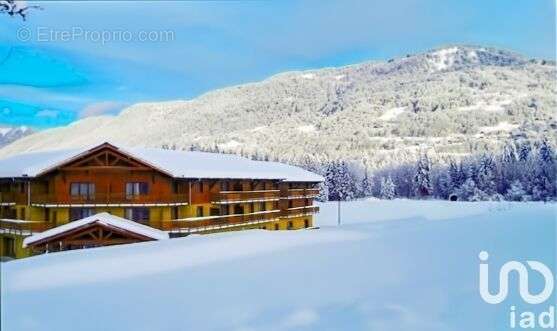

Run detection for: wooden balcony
[[285, 188, 320, 199], [211, 190, 280, 204], [280, 205, 320, 218], [30, 193, 190, 206], [0, 192, 27, 205], [0, 219, 52, 236], [161, 210, 281, 232]]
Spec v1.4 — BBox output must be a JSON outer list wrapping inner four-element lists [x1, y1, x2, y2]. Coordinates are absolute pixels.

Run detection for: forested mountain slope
[[1, 46, 555, 172]]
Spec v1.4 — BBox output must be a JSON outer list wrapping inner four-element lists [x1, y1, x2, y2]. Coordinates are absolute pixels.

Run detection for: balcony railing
[[280, 205, 320, 218], [161, 210, 281, 232], [30, 193, 190, 206], [0, 219, 52, 235], [0, 192, 27, 205], [211, 190, 280, 204], [284, 188, 320, 199]]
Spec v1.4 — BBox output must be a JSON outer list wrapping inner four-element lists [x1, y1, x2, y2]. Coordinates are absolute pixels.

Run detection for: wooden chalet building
[[0, 142, 322, 258]]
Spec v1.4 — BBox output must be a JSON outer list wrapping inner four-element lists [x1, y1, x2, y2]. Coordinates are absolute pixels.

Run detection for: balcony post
[[27, 180, 31, 207], [188, 181, 192, 205]]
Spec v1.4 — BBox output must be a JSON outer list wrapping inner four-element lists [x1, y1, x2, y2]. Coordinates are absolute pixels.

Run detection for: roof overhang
[[23, 212, 169, 247], [34, 142, 174, 178]]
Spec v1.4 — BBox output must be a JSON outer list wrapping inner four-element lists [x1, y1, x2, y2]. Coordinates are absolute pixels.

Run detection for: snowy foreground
[[2, 200, 556, 331]]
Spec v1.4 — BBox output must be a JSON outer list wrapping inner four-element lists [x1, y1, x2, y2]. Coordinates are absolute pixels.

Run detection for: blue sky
[[0, 0, 555, 129]]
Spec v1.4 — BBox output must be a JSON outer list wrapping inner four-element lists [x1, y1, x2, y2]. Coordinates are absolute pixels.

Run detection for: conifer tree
[[380, 176, 396, 200], [413, 154, 432, 198]]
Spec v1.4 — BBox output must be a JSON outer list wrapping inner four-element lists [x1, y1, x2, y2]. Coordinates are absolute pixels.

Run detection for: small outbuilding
[[23, 212, 168, 254]]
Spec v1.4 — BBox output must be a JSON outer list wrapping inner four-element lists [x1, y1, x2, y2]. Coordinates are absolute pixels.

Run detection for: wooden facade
[[0, 143, 320, 258]]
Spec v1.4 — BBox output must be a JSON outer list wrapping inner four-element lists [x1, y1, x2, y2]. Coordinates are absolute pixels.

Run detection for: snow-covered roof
[[23, 212, 169, 247], [0, 143, 324, 182]]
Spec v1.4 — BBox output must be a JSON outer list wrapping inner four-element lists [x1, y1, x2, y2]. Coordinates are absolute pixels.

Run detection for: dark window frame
[[125, 207, 150, 222], [70, 182, 95, 199], [126, 182, 149, 197], [70, 208, 95, 221]]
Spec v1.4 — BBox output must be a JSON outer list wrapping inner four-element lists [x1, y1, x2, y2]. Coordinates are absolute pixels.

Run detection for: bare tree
[[1, 0, 42, 20]]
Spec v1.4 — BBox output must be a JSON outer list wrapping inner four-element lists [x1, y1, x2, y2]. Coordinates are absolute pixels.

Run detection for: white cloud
[[281, 308, 319, 329], [80, 101, 122, 118]]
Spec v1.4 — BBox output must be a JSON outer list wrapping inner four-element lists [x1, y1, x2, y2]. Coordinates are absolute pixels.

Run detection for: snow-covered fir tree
[[476, 153, 497, 195], [413, 154, 432, 198], [506, 180, 527, 201], [457, 178, 477, 201], [380, 176, 396, 200], [357, 172, 374, 198], [325, 161, 356, 201]]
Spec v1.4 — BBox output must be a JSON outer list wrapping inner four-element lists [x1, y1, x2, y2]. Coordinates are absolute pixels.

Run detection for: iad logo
[[478, 251, 555, 329], [479, 251, 554, 304]]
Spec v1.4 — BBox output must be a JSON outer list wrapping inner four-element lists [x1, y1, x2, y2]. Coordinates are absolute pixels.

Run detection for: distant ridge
[[1, 45, 555, 171]]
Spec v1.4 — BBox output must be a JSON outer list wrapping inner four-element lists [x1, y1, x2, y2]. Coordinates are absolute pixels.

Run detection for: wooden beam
[[60, 166, 153, 171]]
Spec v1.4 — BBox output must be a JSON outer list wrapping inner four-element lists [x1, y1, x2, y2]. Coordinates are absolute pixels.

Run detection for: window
[[274, 223, 279, 230], [233, 182, 243, 191], [70, 182, 95, 199], [197, 182, 204, 193], [2, 237, 15, 258], [287, 221, 293, 230], [196, 206, 204, 217], [70, 208, 95, 221], [210, 208, 220, 216], [125, 207, 149, 222], [233, 205, 244, 215], [220, 181, 229, 192], [171, 206, 179, 219], [249, 202, 255, 213], [304, 219, 310, 228], [126, 182, 149, 197], [259, 202, 266, 212], [20, 208, 25, 220], [288, 200, 293, 209]]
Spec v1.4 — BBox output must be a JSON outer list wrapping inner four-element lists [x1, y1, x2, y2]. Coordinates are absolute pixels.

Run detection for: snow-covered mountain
[[1, 46, 555, 170], [0, 126, 32, 148]]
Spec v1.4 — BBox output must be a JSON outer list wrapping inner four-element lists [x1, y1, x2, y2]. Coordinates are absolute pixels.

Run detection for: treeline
[[320, 139, 556, 202], [169, 138, 556, 202]]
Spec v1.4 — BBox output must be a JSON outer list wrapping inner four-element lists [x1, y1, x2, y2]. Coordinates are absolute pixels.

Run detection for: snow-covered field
[[1, 200, 555, 331]]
